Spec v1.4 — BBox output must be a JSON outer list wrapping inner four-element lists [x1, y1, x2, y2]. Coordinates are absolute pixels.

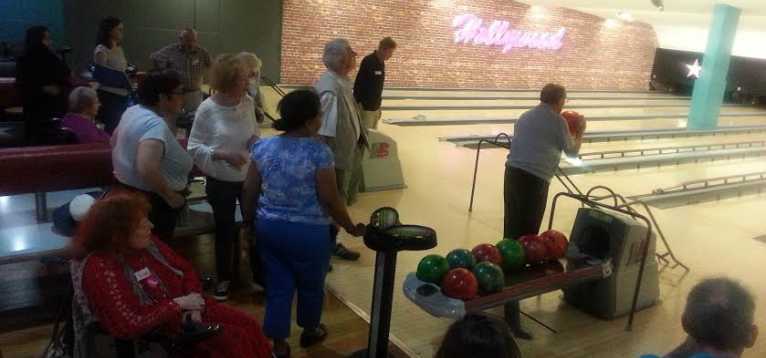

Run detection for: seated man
[[665, 277, 758, 358]]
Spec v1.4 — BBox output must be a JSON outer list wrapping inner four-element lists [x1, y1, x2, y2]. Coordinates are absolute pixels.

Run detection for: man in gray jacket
[[503, 83, 584, 339], [315, 38, 368, 261]]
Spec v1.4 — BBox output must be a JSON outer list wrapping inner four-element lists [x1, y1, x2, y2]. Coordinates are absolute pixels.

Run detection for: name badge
[[374, 70, 383, 75], [134, 268, 152, 281]]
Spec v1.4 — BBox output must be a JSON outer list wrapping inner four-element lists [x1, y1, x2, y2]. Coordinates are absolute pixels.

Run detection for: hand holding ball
[[561, 111, 586, 136]]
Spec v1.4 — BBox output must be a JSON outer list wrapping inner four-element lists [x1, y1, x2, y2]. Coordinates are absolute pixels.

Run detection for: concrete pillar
[[688, 4, 741, 130]]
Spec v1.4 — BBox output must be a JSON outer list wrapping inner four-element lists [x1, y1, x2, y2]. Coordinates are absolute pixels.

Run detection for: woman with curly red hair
[[69, 194, 272, 357]]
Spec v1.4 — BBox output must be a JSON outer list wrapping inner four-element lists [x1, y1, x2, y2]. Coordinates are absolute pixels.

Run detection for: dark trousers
[[205, 177, 243, 282], [502, 166, 550, 332], [97, 90, 130, 134], [503, 166, 550, 240], [147, 191, 182, 241]]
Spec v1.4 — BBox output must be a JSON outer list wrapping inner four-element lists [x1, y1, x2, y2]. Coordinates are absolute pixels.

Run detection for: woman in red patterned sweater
[[70, 194, 272, 357]]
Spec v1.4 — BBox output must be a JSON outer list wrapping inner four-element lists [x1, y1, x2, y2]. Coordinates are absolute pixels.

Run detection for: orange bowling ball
[[561, 111, 584, 135]]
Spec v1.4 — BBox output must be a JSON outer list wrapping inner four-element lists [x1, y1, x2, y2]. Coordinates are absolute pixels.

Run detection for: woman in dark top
[[16, 26, 71, 145]]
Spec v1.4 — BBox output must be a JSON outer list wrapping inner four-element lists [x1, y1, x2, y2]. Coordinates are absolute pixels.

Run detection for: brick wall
[[281, 0, 658, 90]]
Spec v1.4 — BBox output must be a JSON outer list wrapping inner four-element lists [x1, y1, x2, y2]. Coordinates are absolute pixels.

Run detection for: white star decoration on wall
[[686, 59, 702, 79]]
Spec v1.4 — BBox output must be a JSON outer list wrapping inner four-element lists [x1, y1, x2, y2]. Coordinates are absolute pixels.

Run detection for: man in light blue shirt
[[503, 84, 584, 339]]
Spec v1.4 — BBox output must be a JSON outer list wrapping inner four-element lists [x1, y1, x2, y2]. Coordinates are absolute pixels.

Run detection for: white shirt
[[187, 95, 259, 182], [112, 105, 193, 191], [94, 44, 129, 96], [318, 72, 361, 141]]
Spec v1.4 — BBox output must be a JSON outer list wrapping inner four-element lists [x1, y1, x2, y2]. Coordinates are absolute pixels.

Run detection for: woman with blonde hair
[[234, 51, 267, 124], [188, 54, 259, 301]]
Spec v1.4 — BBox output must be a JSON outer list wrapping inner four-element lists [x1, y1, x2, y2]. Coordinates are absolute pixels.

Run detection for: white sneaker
[[249, 281, 265, 293]]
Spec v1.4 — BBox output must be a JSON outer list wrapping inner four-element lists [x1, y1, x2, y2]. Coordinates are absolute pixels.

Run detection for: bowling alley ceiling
[[521, 0, 766, 30]]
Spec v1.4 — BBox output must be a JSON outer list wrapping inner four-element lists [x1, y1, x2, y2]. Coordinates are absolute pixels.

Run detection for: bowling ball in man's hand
[[441, 268, 479, 300], [561, 111, 586, 135]]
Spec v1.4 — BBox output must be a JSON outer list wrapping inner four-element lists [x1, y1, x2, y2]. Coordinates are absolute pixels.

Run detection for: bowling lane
[[382, 107, 766, 125], [332, 115, 766, 358], [382, 98, 698, 109], [382, 89, 683, 100]]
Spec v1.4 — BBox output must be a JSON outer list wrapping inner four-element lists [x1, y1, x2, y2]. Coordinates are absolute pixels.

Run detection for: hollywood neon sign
[[452, 14, 566, 53]]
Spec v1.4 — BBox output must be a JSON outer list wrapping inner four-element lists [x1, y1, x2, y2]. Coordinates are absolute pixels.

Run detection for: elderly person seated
[[61, 86, 110, 144], [664, 277, 758, 358], [111, 69, 193, 240], [70, 194, 272, 357], [315, 38, 368, 262]]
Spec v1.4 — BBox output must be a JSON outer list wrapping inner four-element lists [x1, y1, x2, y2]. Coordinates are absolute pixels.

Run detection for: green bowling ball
[[446, 249, 476, 269], [472, 261, 505, 294], [416, 254, 450, 285], [496, 239, 525, 272]]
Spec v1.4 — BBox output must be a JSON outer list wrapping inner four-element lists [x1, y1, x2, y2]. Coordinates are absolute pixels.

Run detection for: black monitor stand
[[351, 208, 437, 358]]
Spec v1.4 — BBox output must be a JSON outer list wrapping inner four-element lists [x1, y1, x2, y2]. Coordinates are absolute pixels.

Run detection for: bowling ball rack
[[404, 191, 655, 337], [403, 257, 612, 326]]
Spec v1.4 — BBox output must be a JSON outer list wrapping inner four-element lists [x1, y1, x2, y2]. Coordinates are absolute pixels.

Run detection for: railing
[[577, 140, 766, 160]]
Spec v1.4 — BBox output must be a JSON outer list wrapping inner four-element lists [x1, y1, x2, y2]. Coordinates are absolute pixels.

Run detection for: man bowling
[[503, 83, 585, 339]]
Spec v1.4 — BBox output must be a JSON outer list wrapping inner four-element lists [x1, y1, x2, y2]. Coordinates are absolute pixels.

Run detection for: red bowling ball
[[441, 268, 479, 301], [519, 235, 548, 264], [539, 230, 569, 259], [561, 110, 585, 135], [471, 243, 503, 265]]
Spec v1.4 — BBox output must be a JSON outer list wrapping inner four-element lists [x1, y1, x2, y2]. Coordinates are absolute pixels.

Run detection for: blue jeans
[[255, 218, 332, 339]]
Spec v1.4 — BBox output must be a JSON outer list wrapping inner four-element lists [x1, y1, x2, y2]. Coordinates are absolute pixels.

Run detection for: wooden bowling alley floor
[[323, 89, 766, 357], [3, 88, 766, 358], [0, 230, 409, 358]]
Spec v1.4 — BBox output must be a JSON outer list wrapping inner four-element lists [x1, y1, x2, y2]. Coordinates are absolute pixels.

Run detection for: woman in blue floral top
[[242, 89, 365, 358]]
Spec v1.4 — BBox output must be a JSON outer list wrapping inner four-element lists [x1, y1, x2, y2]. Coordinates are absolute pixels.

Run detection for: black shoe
[[213, 280, 231, 302], [273, 344, 290, 358], [511, 327, 533, 340], [300, 324, 327, 348], [333, 243, 360, 261]]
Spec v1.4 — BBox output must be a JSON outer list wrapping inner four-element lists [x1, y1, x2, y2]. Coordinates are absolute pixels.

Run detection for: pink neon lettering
[[452, 14, 566, 52]]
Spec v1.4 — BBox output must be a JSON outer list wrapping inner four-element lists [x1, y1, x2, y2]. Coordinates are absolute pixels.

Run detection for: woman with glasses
[[111, 69, 193, 241], [187, 54, 259, 301]]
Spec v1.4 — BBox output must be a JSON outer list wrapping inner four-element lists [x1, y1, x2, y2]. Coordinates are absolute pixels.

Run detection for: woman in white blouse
[[187, 54, 259, 301], [93, 16, 130, 134]]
